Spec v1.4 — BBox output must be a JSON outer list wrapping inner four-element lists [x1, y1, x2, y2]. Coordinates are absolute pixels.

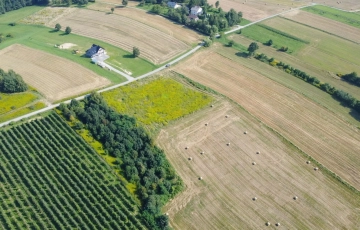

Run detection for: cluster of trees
[[254, 53, 360, 113], [148, 0, 242, 35], [341, 72, 360, 87], [59, 92, 183, 230], [0, 0, 49, 14], [0, 68, 28, 93], [54, 23, 71, 34]]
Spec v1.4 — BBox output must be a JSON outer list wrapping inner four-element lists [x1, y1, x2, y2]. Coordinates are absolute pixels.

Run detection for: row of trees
[[59, 93, 183, 229], [54, 23, 72, 34], [0, 0, 49, 14], [341, 72, 360, 87], [0, 68, 28, 93], [254, 53, 360, 113]]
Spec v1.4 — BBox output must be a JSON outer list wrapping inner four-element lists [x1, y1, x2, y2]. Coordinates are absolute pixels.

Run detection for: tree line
[[59, 92, 183, 230], [254, 53, 360, 114], [0, 0, 49, 14], [341, 72, 360, 87], [148, 0, 242, 35], [0, 68, 28, 93]]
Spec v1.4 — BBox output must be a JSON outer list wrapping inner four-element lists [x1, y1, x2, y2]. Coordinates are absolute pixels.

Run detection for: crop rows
[[0, 113, 147, 229]]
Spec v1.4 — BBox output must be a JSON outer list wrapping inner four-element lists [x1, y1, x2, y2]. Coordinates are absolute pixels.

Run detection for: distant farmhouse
[[85, 44, 106, 58], [167, 1, 181, 9], [189, 6, 202, 20]]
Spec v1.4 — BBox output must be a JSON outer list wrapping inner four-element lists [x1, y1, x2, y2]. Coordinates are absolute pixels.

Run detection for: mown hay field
[[157, 98, 360, 229], [0, 44, 110, 102], [207, 0, 306, 21], [283, 10, 360, 43], [51, 8, 190, 64], [87, 2, 202, 45], [102, 77, 213, 132], [174, 50, 360, 190]]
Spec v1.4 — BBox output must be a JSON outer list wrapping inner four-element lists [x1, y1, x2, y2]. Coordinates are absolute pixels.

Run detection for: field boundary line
[[279, 16, 360, 45], [172, 67, 360, 195]]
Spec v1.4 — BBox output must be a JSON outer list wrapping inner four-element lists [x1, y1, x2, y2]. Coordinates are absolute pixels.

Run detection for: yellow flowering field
[[0, 101, 46, 123], [102, 77, 213, 129], [0, 92, 38, 115]]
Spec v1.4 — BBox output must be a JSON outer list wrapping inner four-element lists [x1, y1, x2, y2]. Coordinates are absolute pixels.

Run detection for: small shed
[[167, 1, 181, 9]]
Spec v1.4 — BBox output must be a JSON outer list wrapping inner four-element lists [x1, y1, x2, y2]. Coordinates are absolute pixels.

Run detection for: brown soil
[[0, 44, 110, 102]]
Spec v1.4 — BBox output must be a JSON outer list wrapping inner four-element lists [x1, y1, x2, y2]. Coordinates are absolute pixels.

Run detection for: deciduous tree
[[133, 47, 140, 57]]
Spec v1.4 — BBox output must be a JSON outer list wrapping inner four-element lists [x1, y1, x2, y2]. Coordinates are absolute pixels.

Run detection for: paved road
[[0, 43, 203, 128]]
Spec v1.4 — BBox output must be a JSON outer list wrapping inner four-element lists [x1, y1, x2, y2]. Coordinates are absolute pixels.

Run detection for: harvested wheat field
[[207, 0, 306, 21], [20, 7, 76, 25], [282, 10, 360, 43], [0, 44, 110, 102], [309, 0, 360, 11], [87, 2, 202, 45], [174, 50, 360, 190], [158, 98, 360, 229], [51, 8, 189, 64]]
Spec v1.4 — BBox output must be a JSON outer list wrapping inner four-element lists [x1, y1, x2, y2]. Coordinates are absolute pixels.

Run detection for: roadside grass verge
[[0, 101, 46, 123], [102, 76, 214, 134], [303, 5, 360, 29], [241, 23, 309, 54]]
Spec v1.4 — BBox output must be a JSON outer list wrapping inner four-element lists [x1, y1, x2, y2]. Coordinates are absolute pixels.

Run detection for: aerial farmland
[[0, 0, 360, 229]]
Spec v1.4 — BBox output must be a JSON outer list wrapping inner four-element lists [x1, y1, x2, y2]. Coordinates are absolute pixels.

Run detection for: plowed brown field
[[51, 9, 189, 64], [158, 98, 360, 229], [0, 44, 110, 102], [174, 50, 360, 190], [283, 10, 360, 43]]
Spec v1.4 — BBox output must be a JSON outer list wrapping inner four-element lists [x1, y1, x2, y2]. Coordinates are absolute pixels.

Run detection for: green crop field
[[102, 77, 213, 132], [240, 23, 309, 54], [0, 113, 146, 229], [303, 5, 360, 29], [0, 7, 156, 81]]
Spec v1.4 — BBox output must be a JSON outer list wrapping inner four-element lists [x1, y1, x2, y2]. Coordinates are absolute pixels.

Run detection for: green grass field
[[102, 77, 213, 133], [303, 5, 360, 29], [0, 6, 156, 81], [240, 23, 309, 54]]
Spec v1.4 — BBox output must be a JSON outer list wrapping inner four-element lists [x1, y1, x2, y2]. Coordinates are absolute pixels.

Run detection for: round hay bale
[[276, 223, 280, 226], [188, 157, 192, 160], [252, 197, 257, 201], [200, 151, 204, 155], [205, 123, 208, 126], [266, 222, 271, 226], [165, 212, 169, 216], [252, 162, 256, 165], [306, 161, 311, 164], [293, 196, 298, 200], [199, 177, 203, 180], [256, 151, 260, 154], [227, 143, 230, 146], [210, 105, 214, 107], [244, 131, 248, 134], [225, 115, 229, 118], [185, 146, 188, 150], [314, 167, 319, 171]]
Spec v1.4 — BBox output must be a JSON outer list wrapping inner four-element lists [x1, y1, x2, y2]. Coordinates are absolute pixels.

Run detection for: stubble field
[[158, 98, 360, 229], [51, 8, 190, 64], [282, 10, 360, 43], [87, 2, 202, 45], [174, 50, 360, 190], [0, 44, 110, 102]]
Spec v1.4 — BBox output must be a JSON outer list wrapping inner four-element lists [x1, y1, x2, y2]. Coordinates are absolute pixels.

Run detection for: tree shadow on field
[[49, 29, 59, 33], [235, 51, 249, 58], [349, 109, 360, 123], [123, 54, 134, 58]]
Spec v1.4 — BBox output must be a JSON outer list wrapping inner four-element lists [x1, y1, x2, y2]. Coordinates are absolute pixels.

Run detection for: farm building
[[190, 6, 203, 16], [167, 1, 181, 9], [85, 44, 106, 58]]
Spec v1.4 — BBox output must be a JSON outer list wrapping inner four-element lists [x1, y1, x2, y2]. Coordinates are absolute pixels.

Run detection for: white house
[[85, 44, 106, 58], [167, 1, 181, 9], [190, 6, 203, 16]]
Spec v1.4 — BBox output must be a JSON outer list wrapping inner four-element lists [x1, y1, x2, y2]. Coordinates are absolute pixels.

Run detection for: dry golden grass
[[0, 44, 110, 102], [51, 8, 190, 64], [174, 50, 360, 190], [158, 98, 360, 229]]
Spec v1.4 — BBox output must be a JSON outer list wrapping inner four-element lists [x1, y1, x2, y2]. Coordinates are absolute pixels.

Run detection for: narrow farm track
[[175, 51, 360, 190], [51, 9, 189, 64], [158, 99, 360, 229]]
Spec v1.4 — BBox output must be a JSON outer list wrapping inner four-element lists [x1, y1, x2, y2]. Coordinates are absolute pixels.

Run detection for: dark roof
[[85, 44, 103, 57]]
